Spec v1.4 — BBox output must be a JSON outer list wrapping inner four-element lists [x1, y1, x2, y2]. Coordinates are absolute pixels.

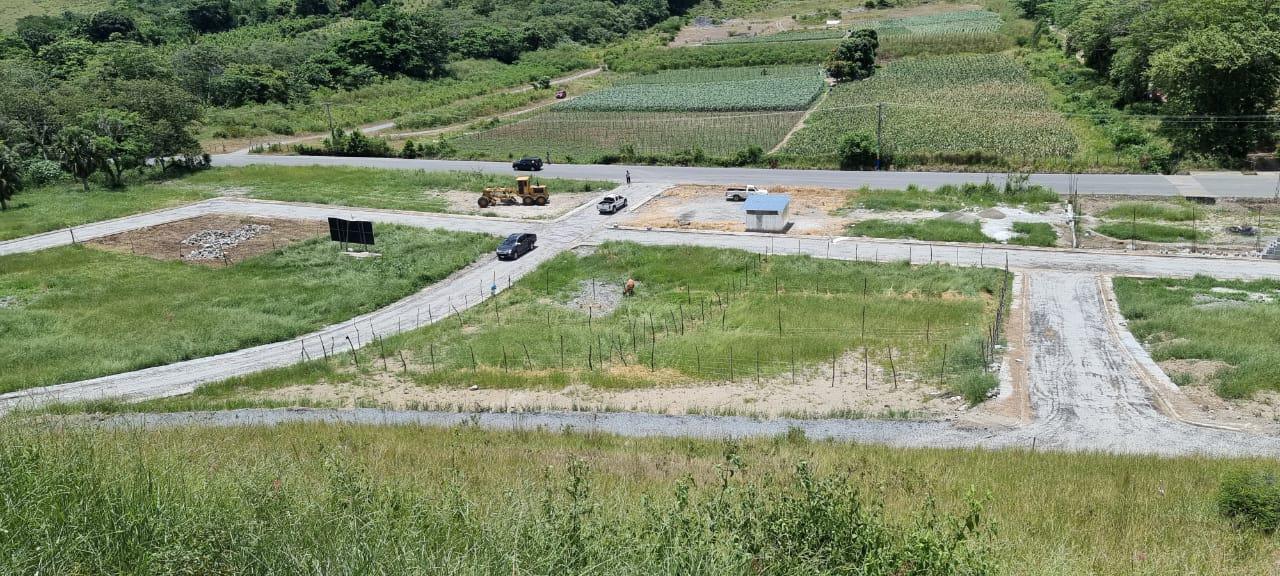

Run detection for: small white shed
[[743, 194, 792, 233]]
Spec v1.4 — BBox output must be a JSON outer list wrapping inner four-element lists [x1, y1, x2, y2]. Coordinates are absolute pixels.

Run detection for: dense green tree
[[15, 14, 76, 54], [38, 38, 95, 79], [294, 0, 335, 16], [1036, 0, 1280, 161], [827, 30, 878, 82], [185, 0, 236, 33], [1148, 24, 1280, 159], [838, 132, 878, 170], [0, 144, 21, 211], [208, 63, 293, 106], [171, 45, 227, 104], [336, 10, 449, 79], [82, 110, 146, 187], [82, 9, 139, 42], [452, 25, 524, 63], [0, 62, 63, 159], [54, 127, 99, 191]]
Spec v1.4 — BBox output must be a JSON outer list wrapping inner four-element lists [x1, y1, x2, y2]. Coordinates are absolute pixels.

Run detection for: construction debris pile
[[182, 224, 272, 260]]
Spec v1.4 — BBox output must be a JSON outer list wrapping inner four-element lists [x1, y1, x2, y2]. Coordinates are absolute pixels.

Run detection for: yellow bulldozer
[[478, 176, 549, 208]]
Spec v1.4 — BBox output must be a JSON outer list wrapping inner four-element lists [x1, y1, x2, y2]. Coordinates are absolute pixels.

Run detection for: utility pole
[[876, 102, 885, 169], [324, 102, 335, 139]]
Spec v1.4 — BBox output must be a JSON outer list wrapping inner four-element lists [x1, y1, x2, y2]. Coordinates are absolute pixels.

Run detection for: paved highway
[[213, 153, 1280, 197]]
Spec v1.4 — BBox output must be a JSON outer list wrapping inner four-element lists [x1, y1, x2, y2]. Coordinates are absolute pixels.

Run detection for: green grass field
[[783, 54, 1079, 166], [1101, 201, 1200, 222], [847, 219, 994, 244], [0, 226, 496, 393], [0, 167, 611, 241], [0, 178, 214, 242], [839, 182, 1060, 213], [1115, 275, 1280, 398], [0, 422, 1274, 575], [0, 0, 105, 30], [118, 242, 1006, 411]]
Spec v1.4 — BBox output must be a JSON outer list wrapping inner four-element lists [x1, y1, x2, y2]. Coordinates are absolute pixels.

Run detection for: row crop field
[[452, 110, 803, 161], [783, 54, 1080, 164], [706, 28, 848, 44], [556, 65, 824, 112], [855, 9, 1004, 35]]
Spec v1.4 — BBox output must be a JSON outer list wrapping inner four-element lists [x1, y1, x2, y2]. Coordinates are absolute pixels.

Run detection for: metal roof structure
[[744, 194, 791, 214]]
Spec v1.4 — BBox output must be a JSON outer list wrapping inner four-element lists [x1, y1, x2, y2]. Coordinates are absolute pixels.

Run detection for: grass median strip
[[1095, 222, 1204, 243], [0, 423, 1273, 575], [0, 225, 497, 394]]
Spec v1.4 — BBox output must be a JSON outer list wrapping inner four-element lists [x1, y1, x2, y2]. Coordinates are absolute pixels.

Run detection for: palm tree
[[0, 144, 22, 211]]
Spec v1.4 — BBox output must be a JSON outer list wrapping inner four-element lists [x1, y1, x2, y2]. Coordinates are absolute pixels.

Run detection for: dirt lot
[[626, 185, 1072, 244], [1079, 196, 1280, 254], [438, 190, 599, 219], [89, 215, 327, 265], [250, 348, 968, 420]]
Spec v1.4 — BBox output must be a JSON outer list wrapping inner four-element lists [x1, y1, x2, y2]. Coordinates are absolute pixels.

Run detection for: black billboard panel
[[328, 217, 375, 246]]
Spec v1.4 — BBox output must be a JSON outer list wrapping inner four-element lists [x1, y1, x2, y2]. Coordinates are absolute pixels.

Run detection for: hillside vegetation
[[1, 423, 1276, 575]]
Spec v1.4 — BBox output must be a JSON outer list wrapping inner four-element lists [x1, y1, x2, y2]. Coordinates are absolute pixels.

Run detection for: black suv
[[512, 157, 543, 171], [496, 233, 537, 260]]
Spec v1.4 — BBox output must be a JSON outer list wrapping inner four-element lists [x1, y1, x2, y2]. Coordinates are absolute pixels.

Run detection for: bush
[[729, 145, 764, 166], [21, 159, 65, 186], [839, 132, 878, 169], [1219, 469, 1280, 531]]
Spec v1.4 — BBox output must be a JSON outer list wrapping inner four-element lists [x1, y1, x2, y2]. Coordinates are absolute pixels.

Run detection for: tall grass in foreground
[[0, 423, 1274, 574], [0, 226, 497, 393]]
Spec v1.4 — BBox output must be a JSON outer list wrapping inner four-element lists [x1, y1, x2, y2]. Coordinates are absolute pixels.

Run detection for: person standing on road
[[625, 170, 631, 185]]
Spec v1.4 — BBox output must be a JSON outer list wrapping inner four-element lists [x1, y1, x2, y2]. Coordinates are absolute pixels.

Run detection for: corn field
[[556, 65, 825, 112], [784, 54, 1080, 161], [855, 9, 1003, 35], [454, 110, 804, 160]]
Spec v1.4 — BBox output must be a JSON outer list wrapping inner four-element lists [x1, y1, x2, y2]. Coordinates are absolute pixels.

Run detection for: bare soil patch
[[1079, 195, 1280, 254], [89, 215, 327, 265], [249, 348, 968, 420], [628, 185, 1070, 242], [1161, 358, 1280, 433], [437, 190, 598, 219]]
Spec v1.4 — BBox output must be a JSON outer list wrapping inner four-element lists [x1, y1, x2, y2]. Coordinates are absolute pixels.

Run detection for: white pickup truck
[[724, 185, 768, 201]]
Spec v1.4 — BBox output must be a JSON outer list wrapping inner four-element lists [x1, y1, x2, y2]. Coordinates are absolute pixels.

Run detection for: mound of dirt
[[978, 208, 1006, 219], [939, 211, 979, 224], [565, 279, 623, 315]]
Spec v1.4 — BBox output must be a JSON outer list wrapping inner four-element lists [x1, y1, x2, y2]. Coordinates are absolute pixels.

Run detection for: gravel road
[[213, 153, 1280, 198]]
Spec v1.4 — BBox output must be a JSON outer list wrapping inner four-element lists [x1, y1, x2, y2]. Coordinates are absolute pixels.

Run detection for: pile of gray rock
[[182, 224, 272, 260]]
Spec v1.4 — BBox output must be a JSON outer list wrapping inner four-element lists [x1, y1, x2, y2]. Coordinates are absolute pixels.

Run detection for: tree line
[[1016, 0, 1280, 163], [0, 0, 689, 208]]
